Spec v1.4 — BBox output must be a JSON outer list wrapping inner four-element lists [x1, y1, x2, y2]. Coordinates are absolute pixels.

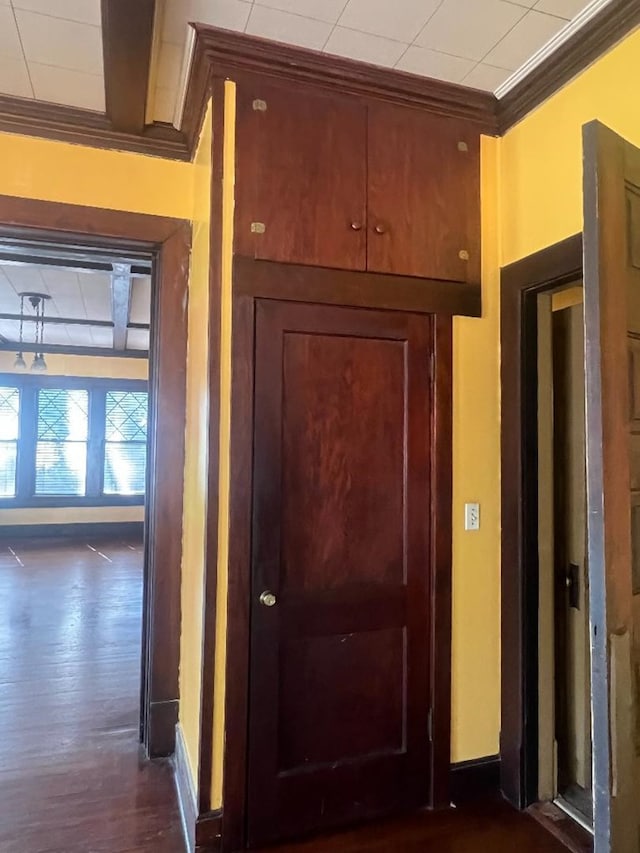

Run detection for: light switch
[[464, 503, 480, 531]]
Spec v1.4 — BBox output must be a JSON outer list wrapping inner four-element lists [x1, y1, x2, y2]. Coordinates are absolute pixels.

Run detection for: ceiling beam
[[111, 263, 133, 351], [101, 0, 156, 134], [0, 341, 148, 359], [0, 312, 149, 330]]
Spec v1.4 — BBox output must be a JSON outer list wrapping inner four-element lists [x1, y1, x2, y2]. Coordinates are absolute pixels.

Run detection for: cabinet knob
[[374, 223, 387, 235], [350, 221, 363, 231]]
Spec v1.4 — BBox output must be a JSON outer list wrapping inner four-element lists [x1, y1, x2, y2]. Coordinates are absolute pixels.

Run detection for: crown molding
[[185, 24, 499, 136], [0, 94, 190, 160], [497, 0, 640, 133]]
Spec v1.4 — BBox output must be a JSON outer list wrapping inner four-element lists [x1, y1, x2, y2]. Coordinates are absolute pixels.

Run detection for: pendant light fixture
[[16, 292, 50, 373], [13, 293, 26, 369]]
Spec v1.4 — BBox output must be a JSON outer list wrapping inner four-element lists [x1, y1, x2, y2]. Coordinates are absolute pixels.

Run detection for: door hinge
[[252, 99, 267, 112], [428, 707, 433, 742]]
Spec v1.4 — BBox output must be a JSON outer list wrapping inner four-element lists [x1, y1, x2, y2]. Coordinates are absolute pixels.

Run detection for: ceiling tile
[[29, 63, 105, 111], [129, 277, 151, 325], [153, 86, 178, 123], [2, 265, 44, 292], [156, 41, 183, 90], [324, 27, 407, 68], [255, 0, 347, 24], [0, 7, 23, 59], [246, 6, 333, 49], [534, 0, 588, 18], [396, 45, 475, 82], [0, 56, 32, 98], [126, 328, 150, 351], [162, 0, 251, 44], [12, 0, 101, 25], [463, 61, 512, 90], [483, 9, 566, 69], [338, 0, 441, 44], [416, 0, 526, 62], [89, 326, 113, 347], [16, 11, 103, 75]]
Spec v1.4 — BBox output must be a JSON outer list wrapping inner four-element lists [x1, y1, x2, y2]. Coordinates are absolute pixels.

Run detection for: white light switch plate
[[464, 502, 480, 531]]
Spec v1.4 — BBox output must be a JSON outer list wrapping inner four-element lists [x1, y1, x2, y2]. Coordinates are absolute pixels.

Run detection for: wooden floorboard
[[254, 797, 574, 853], [0, 537, 184, 853]]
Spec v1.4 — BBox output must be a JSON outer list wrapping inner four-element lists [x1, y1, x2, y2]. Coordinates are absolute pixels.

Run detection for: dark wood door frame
[[218, 258, 453, 852], [500, 233, 583, 808], [0, 194, 190, 759]]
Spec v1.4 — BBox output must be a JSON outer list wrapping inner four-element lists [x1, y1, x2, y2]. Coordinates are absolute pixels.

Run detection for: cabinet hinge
[[251, 222, 266, 234], [427, 707, 433, 742], [252, 99, 267, 112]]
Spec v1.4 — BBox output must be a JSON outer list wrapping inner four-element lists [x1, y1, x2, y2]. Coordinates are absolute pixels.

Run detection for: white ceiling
[[0, 263, 150, 351], [0, 0, 104, 111], [0, 0, 611, 122], [151, 0, 602, 122]]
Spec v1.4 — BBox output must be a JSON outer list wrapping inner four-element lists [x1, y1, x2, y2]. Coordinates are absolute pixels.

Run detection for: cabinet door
[[235, 83, 367, 271], [367, 102, 480, 283]]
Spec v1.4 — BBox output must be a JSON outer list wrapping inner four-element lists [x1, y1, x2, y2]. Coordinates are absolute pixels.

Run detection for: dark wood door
[[234, 83, 367, 270], [582, 120, 640, 853], [247, 300, 433, 847], [367, 102, 480, 284]]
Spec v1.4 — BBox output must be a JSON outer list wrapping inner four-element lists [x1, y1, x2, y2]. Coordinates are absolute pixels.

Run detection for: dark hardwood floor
[[255, 797, 573, 853], [0, 537, 184, 853]]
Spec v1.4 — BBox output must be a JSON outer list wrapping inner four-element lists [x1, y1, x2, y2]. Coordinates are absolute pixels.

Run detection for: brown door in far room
[[247, 300, 434, 847]]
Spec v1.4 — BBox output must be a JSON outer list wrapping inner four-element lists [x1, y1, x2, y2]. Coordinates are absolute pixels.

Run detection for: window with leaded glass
[[103, 391, 148, 495], [35, 388, 89, 496], [0, 387, 19, 497]]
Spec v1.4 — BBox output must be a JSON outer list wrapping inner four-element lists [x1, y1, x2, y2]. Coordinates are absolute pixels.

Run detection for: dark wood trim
[[101, 0, 155, 134], [431, 315, 453, 808], [174, 724, 198, 853], [0, 195, 184, 247], [497, 0, 640, 133], [0, 520, 144, 539], [196, 811, 223, 852], [233, 257, 481, 317], [500, 234, 583, 808], [0, 195, 190, 765], [147, 699, 179, 757], [0, 94, 189, 160], [197, 79, 223, 814], [450, 755, 501, 805], [186, 25, 497, 137], [527, 802, 593, 853]]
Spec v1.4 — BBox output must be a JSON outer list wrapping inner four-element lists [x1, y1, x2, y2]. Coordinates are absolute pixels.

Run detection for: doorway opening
[[0, 216, 186, 851], [536, 283, 592, 833]]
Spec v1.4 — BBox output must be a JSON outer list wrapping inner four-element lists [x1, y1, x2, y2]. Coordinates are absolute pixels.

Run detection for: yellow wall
[[211, 81, 236, 808], [451, 136, 501, 762], [501, 27, 640, 266], [178, 101, 213, 792], [0, 132, 192, 219], [0, 352, 148, 526]]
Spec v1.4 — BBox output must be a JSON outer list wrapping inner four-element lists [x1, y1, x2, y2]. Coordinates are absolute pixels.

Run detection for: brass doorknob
[[350, 221, 363, 231], [374, 223, 386, 234], [259, 590, 277, 607]]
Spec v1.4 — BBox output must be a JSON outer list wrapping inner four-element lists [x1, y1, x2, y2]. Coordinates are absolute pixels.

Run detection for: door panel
[[247, 300, 433, 847], [367, 102, 480, 283], [234, 84, 367, 270], [582, 120, 640, 852]]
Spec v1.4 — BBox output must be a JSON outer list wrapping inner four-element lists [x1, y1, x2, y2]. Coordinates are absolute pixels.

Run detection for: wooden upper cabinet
[[234, 83, 368, 271], [233, 79, 481, 284], [367, 102, 481, 283]]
